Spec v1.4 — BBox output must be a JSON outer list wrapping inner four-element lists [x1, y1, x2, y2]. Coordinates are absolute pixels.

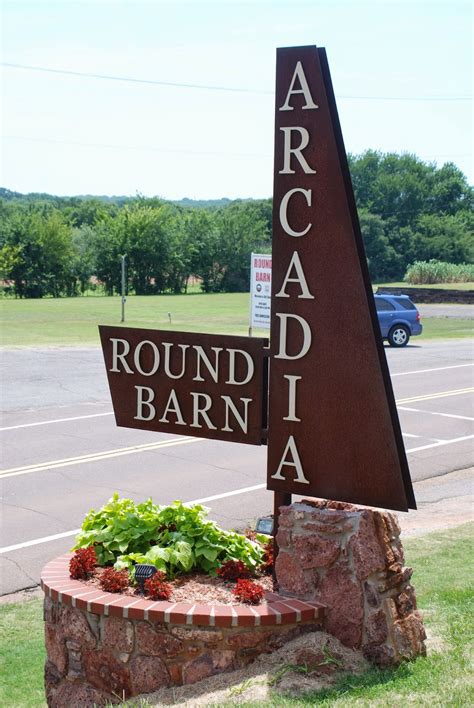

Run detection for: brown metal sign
[[266, 46, 416, 511], [99, 326, 268, 445]]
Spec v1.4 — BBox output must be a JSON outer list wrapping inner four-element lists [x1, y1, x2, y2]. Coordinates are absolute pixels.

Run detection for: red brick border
[[41, 555, 324, 628]]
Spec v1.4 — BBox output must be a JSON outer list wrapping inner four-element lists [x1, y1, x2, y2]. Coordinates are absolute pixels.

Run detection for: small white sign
[[250, 253, 272, 330]]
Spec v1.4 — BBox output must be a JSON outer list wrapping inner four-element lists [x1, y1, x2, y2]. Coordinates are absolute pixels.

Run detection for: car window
[[375, 298, 395, 311], [398, 299, 416, 310]]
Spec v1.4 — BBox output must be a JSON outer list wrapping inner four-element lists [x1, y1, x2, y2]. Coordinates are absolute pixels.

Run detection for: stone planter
[[41, 556, 324, 706]]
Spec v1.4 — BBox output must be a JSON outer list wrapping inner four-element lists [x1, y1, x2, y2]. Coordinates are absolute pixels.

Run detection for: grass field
[[0, 293, 471, 346], [0, 524, 472, 706], [0, 293, 262, 346]]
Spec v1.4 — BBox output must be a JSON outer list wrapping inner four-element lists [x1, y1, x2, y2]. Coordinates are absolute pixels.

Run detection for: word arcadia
[[266, 45, 414, 511]]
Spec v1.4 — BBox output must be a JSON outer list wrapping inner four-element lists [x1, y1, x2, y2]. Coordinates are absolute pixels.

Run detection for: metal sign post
[[120, 254, 126, 323]]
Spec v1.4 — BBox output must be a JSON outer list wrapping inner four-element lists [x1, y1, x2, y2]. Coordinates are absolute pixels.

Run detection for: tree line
[[0, 151, 472, 298]]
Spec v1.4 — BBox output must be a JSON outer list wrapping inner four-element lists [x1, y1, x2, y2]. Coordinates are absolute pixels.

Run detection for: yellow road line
[[2, 387, 472, 479], [0, 436, 204, 478], [396, 387, 474, 405]]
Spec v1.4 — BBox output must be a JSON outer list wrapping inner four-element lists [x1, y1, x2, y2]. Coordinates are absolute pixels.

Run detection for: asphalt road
[[1, 338, 473, 596]]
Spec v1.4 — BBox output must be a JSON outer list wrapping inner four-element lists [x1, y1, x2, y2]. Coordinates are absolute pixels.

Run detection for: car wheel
[[388, 325, 410, 347]]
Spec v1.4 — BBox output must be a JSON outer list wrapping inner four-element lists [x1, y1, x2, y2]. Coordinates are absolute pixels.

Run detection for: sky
[[1, 0, 472, 199]]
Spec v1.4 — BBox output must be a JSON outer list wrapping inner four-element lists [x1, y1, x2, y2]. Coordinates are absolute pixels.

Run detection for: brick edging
[[41, 555, 324, 628]]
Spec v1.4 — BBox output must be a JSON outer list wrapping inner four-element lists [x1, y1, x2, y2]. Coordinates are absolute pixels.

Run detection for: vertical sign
[[267, 46, 416, 512], [250, 253, 272, 330]]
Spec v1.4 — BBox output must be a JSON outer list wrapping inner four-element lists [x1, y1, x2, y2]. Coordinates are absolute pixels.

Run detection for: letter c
[[279, 188, 312, 237]]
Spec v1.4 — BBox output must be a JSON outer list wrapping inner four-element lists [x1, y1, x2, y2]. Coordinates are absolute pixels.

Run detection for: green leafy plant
[[73, 494, 264, 579], [72, 493, 164, 565]]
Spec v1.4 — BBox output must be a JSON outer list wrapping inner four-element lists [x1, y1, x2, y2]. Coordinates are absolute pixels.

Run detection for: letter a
[[275, 251, 315, 299], [279, 61, 318, 111], [271, 435, 309, 484]]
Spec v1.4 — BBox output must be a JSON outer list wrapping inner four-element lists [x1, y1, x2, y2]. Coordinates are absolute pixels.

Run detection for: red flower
[[99, 568, 129, 593], [232, 578, 265, 605], [144, 573, 172, 601], [69, 546, 97, 580], [260, 539, 274, 575], [217, 560, 252, 582]]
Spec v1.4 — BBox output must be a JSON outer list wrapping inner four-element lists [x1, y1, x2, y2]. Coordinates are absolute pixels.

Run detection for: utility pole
[[120, 254, 126, 323]]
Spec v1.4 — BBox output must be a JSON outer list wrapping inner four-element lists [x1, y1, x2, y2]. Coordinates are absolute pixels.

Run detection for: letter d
[[274, 313, 312, 360]]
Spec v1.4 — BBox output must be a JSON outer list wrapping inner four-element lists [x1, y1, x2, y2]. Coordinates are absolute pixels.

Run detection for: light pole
[[120, 254, 126, 323]]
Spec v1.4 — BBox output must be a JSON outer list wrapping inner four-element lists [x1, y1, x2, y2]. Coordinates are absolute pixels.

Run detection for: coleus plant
[[73, 494, 264, 579]]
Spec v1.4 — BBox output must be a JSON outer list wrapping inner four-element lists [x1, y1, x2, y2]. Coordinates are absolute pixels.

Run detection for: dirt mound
[[141, 630, 368, 705]]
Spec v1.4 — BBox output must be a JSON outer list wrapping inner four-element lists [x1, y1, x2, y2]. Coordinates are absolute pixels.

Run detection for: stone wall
[[41, 560, 323, 707], [276, 500, 426, 666]]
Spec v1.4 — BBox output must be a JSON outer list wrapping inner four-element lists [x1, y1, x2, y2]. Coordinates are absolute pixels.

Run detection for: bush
[[232, 579, 265, 605], [217, 559, 252, 581], [73, 494, 264, 578], [144, 573, 173, 601], [99, 568, 129, 593], [404, 260, 474, 284], [69, 546, 96, 580], [259, 539, 274, 575]]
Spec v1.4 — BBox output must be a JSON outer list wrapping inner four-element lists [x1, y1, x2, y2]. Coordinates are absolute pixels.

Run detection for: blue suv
[[374, 294, 422, 347]]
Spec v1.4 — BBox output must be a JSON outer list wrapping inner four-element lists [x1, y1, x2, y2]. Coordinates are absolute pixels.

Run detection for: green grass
[[0, 597, 46, 707], [0, 293, 471, 347], [420, 317, 473, 340], [0, 293, 264, 347], [375, 281, 474, 291], [1, 524, 472, 707]]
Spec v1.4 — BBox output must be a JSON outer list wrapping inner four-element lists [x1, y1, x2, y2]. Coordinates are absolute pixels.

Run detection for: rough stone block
[[44, 623, 68, 675], [318, 563, 364, 648], [82, 648, 131, 697], [226, 630, 271, 649], [349, 512, 386, 580], [365, 608, 388, 645], [170, 626, 223, 644], [47, 680, 110, 708], [44, 597, 59, 625], [137, 622, 184, 656], [58, 606, 96, 647], [102, 616, 134, 653], [275, 550, 313, 597], [182, 653, 214, 685], [377, 566, 413, 594], [129, 655, 170, 695], [362, 641, 395, 667], [395, 585, 418, 617], [292, 534, 341, 569], [276, 528, 292, 548], [392, 614, 427, 660]]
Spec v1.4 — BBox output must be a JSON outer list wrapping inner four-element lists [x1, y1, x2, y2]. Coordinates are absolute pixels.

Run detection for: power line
[[2, 62, 472, 101], [1, 62, 272, 95], [3, 135, 471, 164], [2, 134, 271, 159]]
